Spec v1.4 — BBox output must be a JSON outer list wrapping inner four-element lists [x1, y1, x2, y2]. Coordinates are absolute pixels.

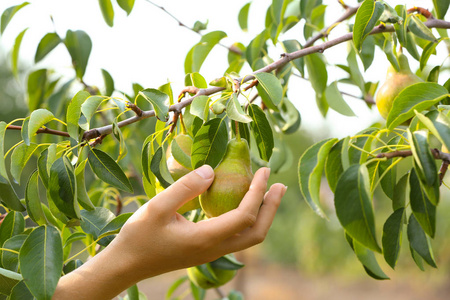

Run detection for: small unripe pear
[[187, 266, 236, 289], [166, 134, 200, 214], [376, 54, 422, 119], [200, 138, 253, 217]]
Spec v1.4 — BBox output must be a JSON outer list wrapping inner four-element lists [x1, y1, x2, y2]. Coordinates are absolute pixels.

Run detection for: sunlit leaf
[[11, 143, 39, 184], [325, 81, 355, 117], [150, 146, 174, 189], [64, 30, 92, 80], [98, 212, 133, 239], [226, 93, 252, 123], [117, 0, 135, 15], [80, 207, 115, 240], [0, 2, 30, 34], [27, 68, 48, 112], [35, 32, 62, 63], [409, 169, 436, 238], [2, 234, 27, 272], [67, 91, 90, 141], [353, 240, 389, 280], [191, 117, 228, 169], [238, 2, 251, 31], [185, 31, 227, 73], [0, 268, 22, 295], [190, 95, 210, 121], [28, 108, 54, 142], [408, 15, 437, 43], [139, 89, 169, 121], [102, 69, 115, 96], [298, 138, 337, 218], [25, 170, 47, 225], [99, 0, 114, 27], [353, 0, 384, 51], [12, 28, 28, 78], [253, 72, 283, 110]]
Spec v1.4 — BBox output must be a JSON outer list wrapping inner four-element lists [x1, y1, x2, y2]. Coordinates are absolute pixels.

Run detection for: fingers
[[150, 165, 214, 216], [217, 183, 286, 253], [196, 168, 270, 242]]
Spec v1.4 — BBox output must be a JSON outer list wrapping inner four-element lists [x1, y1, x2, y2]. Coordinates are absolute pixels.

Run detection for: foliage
[[0, 0, 449, 299]]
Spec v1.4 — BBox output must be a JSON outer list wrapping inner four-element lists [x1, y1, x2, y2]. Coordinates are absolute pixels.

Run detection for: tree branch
[[6, 125, 70, 138], [303, 3, 360, 48], [9, 17, 450, 141]]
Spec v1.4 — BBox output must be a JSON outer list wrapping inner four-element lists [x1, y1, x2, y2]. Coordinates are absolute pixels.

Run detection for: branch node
[[127, 102, 143, 117]]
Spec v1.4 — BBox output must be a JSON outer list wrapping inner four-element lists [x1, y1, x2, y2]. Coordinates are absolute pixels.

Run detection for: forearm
[[53, 245, 139, 300]]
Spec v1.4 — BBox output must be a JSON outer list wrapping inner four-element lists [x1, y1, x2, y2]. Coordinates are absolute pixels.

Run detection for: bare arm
[[53, 165, 286, 299]]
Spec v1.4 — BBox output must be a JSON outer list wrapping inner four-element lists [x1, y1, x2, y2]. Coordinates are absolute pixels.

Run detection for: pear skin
[[376, 54, 422, 119], [200, 138, 253, 218], [166, 134, 200, 214]]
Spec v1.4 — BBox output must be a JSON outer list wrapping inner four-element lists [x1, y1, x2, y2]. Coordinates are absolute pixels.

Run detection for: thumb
[[154, 165, 214, 214]]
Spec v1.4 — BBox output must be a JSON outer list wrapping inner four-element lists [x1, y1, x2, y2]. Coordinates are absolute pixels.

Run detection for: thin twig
[[144, 0, 242, 55], [6, 125, 70, 138]]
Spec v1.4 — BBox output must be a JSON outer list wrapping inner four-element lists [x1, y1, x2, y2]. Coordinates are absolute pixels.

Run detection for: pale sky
[[0, 0, 447, 139]]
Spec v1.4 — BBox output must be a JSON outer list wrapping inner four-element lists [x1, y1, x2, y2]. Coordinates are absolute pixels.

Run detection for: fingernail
[[282, 185, 288, 196], [195, 165, 214, 179]]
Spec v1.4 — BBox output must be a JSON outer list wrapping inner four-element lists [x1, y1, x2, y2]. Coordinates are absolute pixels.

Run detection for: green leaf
[[0, 2, 30, 34], [382, 208, 405, 269], [226, 94, 252, 123], [408, 15, 437, 43], [35, 32, 62, 63], [433, 0, 450, 19], [150, 147, 174, 189], [191, 118, 228, 169], [49, 156, 80, 219], [101, 69, 115, 96], [12, 28, 28, 78], [112, 121, 127, 162], [210, 254, 244, 270], [80, 207, 115, 240], [80, 96, 105, 130], [28, 108, 54, 142], [117, 0, 135, 15], [99, 0, 114, 27], [88, 148, 133, 193], [359, 35, 375, 70], [325, 139, 344, 193], [0, 122, 9, 180], [0, 178, 25, 212], [298, 138, 337, 218], [325, 81, 355, 116], [254, 72, 283, 110], [75, 160, 95, 211], [0, 212, 25, 249], [409, 169, 436, 238], [2, 234, 27, 272], [427, 65, 440, 83], [64, 30, 92, 80], [420, 39, 444, 71], [184, 31, 227, 73], [158, 82, 174, 105], [335, 164, 381, 253], [417, 110, 450, 152], [165, 276, 189, 300], [305, 53, 327, 111], [0, 268, 22, 296], [139, 89, 169, 121], [190, 95, 210, 121], [25, 170, 47, 225], [353, 0, 384, 51], [407, 214, 437, 268], [97, 212, 133, 239], [67, 91, 90, 141], [9, 280, 34, 299], [245, 30, 268, 68], [353, 240, 389, 280], [171, 136, 193, 170], [63, 232, 86, 248], [347, 46, 366, 94], [27, 68, 48, 112], [11, 143, 39, 184], [248, 104, 274, 162], [238, 2, 251, 31], [408, 129, 437, 188], [19, 225, 63, 300], [186, 72, 208, 89], [282, 40, 304, 77], [386, 82, 449, 129]]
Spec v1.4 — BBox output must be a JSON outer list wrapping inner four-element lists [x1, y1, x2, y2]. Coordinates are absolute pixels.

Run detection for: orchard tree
[[0, 0, 449, 299]]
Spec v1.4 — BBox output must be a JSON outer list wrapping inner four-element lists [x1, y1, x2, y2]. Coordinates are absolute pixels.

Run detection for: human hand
[[53, 165, 286, 300], [113, 165, 286, 281]]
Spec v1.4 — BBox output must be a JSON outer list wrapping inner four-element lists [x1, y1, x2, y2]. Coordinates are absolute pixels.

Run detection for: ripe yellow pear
[[187, 266, 236, 289], [166, 134, 200, 214], [200, 138, 253, 218], [376, 54, 422, 119]]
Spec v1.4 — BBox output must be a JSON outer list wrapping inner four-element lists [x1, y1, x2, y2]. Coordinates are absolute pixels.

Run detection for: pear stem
[[234, 121, 241, 141], [179, 113, 187, 135]]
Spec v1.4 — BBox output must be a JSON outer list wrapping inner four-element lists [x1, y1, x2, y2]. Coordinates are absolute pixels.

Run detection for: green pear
[[200, 138, 253, 218], [187, 265, 236, 289], [376, 53, 422, 120], [166, 134, 200, 214]]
